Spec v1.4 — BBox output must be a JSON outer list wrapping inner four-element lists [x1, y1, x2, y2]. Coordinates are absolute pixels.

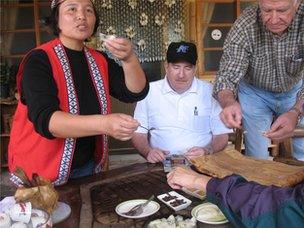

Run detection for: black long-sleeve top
[[21, 47, 149, 169]]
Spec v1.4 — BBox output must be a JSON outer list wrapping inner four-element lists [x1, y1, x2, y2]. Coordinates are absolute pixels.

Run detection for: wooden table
[[55, 163, 232, 228]]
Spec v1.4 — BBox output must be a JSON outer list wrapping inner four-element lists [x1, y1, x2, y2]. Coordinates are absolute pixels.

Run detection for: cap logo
[[176, 45, 189, 53], [51, 0, 56, 9]]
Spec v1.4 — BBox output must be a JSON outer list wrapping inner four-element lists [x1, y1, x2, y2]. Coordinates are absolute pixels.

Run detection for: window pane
[[1, 7, 35, 30], [9, 33, 36, 55], [39, 5, 51, 20], [2, 0, 33, 3], [240, 2, 258, 12], [203, 27, 230, 48], [9, 58, 22, 67], [40, 31, 55, 43], [1, 7, 34, 30], [201, 2, 237, 24], [204, 51, 223, 72]]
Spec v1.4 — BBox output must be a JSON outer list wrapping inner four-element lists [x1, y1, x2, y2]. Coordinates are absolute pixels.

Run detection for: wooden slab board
[[191, 149, 304, 187]]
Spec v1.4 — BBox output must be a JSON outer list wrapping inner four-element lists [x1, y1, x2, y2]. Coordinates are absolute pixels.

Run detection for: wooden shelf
[[1, 163, 8, 168], [203, 47, 223, 51], [201, 23, 234, 27], [1, 0, 50, 169], [1, 2, 49, 8], [0, 99, 18, 105], [1, 3, 34, 7], [199, 0, 235, 3], [1, 54, 25, 59], [2, 29, 35, 33]]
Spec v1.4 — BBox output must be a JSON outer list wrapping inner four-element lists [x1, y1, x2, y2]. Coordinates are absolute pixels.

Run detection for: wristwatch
[[289, 107, 301, 116], [288, 106, 303, 124]]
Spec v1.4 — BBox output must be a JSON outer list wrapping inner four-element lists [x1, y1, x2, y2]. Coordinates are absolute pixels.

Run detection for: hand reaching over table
[[167, 167, 211, 190]]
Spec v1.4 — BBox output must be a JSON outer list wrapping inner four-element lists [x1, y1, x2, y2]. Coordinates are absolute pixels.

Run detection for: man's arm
[[211, 134, 229, 152], [132, 133, 168, 163], [206, 175, 304, 227], [212, 18, 250, 129], [132, 133, 151, 158]]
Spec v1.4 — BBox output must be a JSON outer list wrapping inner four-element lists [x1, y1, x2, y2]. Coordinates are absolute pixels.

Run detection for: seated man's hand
[[146, 148, 169, 163], [185, 146, 213, 159]]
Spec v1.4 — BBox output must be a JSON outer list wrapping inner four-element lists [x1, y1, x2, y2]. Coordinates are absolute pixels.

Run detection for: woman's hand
[[104, 38, 135, 62], [100, 113, 139, 141]]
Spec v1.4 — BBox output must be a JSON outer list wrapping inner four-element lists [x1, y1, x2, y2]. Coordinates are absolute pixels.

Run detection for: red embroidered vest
[[9, 39, 111, 186]]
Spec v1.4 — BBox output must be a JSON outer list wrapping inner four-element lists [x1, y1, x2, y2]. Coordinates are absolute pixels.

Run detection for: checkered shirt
[[213, 3, 304, 100]]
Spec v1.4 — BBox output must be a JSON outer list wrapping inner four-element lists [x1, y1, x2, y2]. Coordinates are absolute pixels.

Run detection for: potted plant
[[0, 62, 11, 99]]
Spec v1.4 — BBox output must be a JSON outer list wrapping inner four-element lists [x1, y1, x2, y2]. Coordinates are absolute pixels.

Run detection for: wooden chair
[[273, 127, 304, 166], [229, 129, 280, 155], [228, 129, 244, 153]]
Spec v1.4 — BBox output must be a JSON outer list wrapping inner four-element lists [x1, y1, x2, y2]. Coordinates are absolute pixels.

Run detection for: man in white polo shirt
[[132, 41, 232, 163]]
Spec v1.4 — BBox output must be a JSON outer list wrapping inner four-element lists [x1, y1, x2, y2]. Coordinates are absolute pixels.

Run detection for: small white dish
[[115, 199, 160, 219], [191, 202, 228, 225], [51, 202, 71, 224], [157, 191, 191, 211]]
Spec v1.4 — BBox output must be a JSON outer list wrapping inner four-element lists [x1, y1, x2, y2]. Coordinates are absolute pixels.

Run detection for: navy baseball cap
[[166, 41, 197, 65]]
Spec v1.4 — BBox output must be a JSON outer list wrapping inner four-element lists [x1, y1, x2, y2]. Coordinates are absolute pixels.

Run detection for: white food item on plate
[[196, 204, 226, 222], [148, 215, 196, 228]]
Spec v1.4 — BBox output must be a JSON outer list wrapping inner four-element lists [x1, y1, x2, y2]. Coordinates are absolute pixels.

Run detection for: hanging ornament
[[174, 20, 183, 35], [155, 13, 165, 26], [164, 0, 176, 8], [101, 0, 112, 9], [140, 13, 148, 26], [125, 26, 136, 39], [137, 39, 147, 51], [106, 26, 116, 35], [128, 0, 138, 10]]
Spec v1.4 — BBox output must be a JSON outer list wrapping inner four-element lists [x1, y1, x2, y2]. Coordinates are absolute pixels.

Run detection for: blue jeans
[[69, 159, 95, 179], [238, 80, 304, 160]]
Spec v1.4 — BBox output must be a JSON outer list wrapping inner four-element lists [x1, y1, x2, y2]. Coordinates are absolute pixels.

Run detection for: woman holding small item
[[8, 0, 148, 186], [167, 167, 304, 228]]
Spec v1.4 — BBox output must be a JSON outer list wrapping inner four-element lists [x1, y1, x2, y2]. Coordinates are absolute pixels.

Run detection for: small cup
[[0, 212, 11, 228], [10, 222, 27, 228], [31, 209, 52, 228], [9, 202, 32, 224], [31, 216, 52, 228]]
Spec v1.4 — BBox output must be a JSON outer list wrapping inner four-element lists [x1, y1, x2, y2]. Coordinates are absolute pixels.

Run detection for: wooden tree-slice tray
[[191, 149, 304, 187]]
